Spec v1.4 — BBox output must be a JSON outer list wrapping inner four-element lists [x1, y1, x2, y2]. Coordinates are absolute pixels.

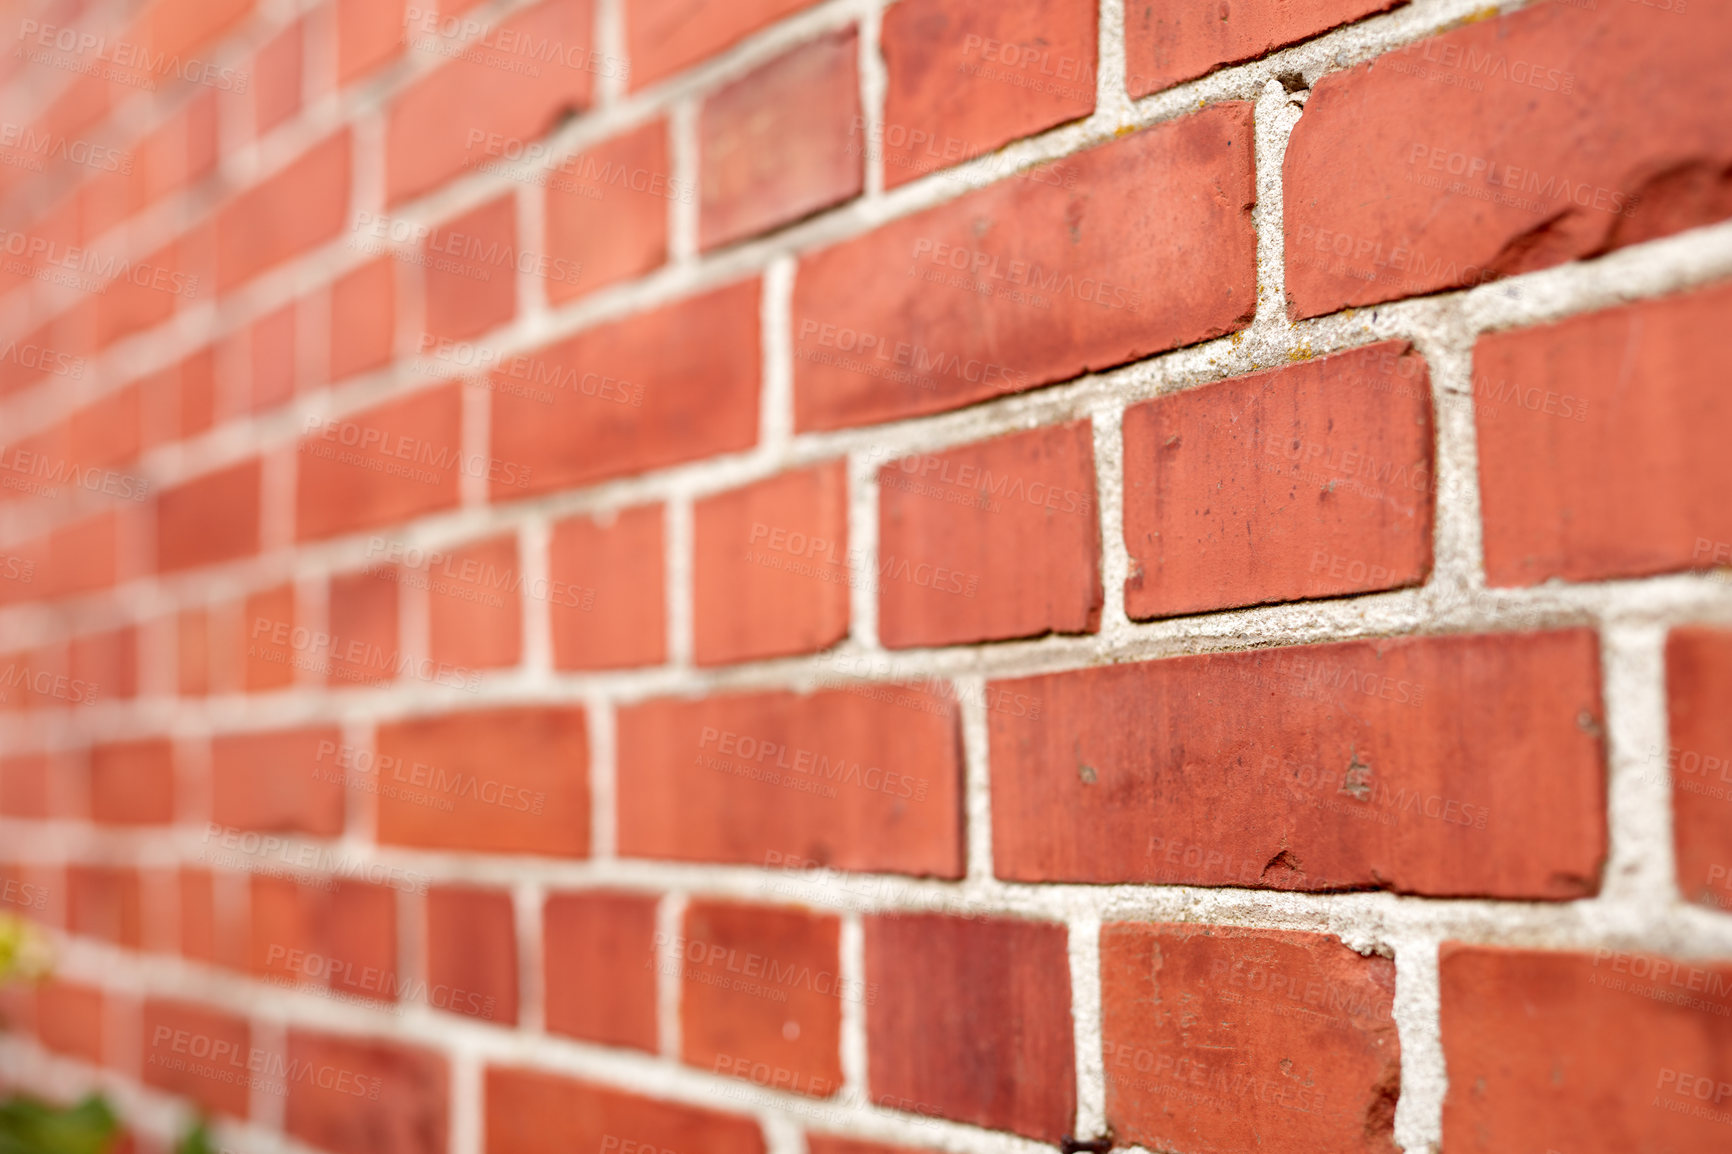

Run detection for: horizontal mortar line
[[5, 216, 1731, 594], [0, 0, 1513, 439]]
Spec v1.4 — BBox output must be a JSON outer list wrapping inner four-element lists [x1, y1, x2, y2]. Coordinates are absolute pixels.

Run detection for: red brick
[[375, 706, 589, 857], [424, 194, 517, 340], [249, 874, 317, 979], [1129, 0, 1395, 97], [90, 740, 175, 826], [881, 0, 1095, 187], [216, 129, 351, 290], [179, 868, 223, 965], [1474, 282, 1732, 586], [70, 627, 137, 700], [426, 533, 523, 670], [35, 980, 106, 1066], [157, 459, 260, 572], [426, 886, 517, 1024], [296, 384, 464, 541], [694, 462, 849, 666], [1284, 3, 1732, 318], [700, 29, 861, 249], [490, 280, 760, 498], [681, 900, 843, 1095], [319, 881, 399, 1001], [328, 567, 400, 689], [386, 0, 595, 205], [337, 0, 405, 86], [617, 687, 963, 876], [330, 257, 397, 381], [284, 1032, 448, 1154], [542, 890, 659, 1050], [95, 239, 178, 349], [0, 753, 53, 818], [244, 583, 298, 692], [1667, 627, 1732, 911], [990, 630, 1606, 896], [807, 1140, 943, 1154], [141, 999, 251, 1119], [211, 726, 346, 836], [625, 0, 814, 89], [143, 0, 256, 57], [255, 19, 304, 136], [879, 421, 1099, 647], [178, 609, 210, 696], [865, 913, 1074, 1140], [1123, 342, 1434, 618], [543, 120, 671, 305], [177, 346, 218, 437], [1101, 923, 1399, 1152], [68, 387, 143, 470], [484, 1067, 765, 1154], [549, 504, 665, 670], [795, 104, 1256, 430], [1440, 943, 1732, 1153], [250, 303, 298, 411]]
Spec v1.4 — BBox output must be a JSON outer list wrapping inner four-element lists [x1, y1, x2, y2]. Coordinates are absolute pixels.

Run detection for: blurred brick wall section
[[0, 0, 1729, 1152]]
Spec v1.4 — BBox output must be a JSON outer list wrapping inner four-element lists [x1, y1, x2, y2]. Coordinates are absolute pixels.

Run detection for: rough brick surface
[[1101, 924, 1400, 1152], [693, 461, 851, 666], [990, 630, 1607, 896], [680, 900, 844, 1095], [485, 1067, 766, 1153], [1123, 341, 1434, 618], [542, 891, 660, 1050], [1666, 627, 1732, 912], [617, 688, 964, 876], [700, 29, 862, 250], [794, 104, 1257, 429], [1474, 281, 1732, 587], [881, 0, 1096, 187], [1441, 944, 1732, 1153], [1128, 0, 1397, 96], [375, 707, 590, 856], [878, 421, 1100, 647], [1285, 3, 1732, 317], [865, 914, 1075, 1141], [489, 280, 761, 497]]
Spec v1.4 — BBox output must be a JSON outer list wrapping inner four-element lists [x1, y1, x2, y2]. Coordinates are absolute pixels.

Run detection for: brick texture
[[1128, 0, 1397, 96], [1666, 626, 1732, 912], [542, 891, 660, 1050]]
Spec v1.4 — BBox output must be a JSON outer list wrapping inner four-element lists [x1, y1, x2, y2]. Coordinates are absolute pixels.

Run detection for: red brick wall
[[1, 0, 1729, 1151]]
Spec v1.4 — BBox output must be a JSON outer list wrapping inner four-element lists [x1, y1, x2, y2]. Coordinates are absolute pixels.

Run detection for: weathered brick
[[700, 28, 861, 249], [681, 900, 843, 1095], [386, 0, 595, 204], [1441, 943, 1732, 1153], [543, 120, 672, 304], [881, 0, 1095, 186], [296, 384, 464, 541], [489, 280, 760, 498], [549, 504, 665, 670], [1123, 342, 1433, 618], [1129, 0, 1397, 96], [865, 913, 1075, 1140], [426, 886, 518, 1024], [1285, 3, 1732, 317], [989, 630, 1606, 897], [878, 420, 1099, 647], [1474, 282, 1732, 586], [375, 707, 589, 857], [693, 461, 850, 666], [484, 1066, 765, 1153], [1667, 627, 1732, 911], [1101, 923, 1400, 1152], [210, 726, 346, 836], [617, 688, 963, 876], [794, 104, 1257, 429], [542, 890, 659, 1050]]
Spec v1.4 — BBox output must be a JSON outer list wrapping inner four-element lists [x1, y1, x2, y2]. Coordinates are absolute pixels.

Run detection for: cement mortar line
[[7, 218, 1732, 639], [0, 0, 1554, 458]]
